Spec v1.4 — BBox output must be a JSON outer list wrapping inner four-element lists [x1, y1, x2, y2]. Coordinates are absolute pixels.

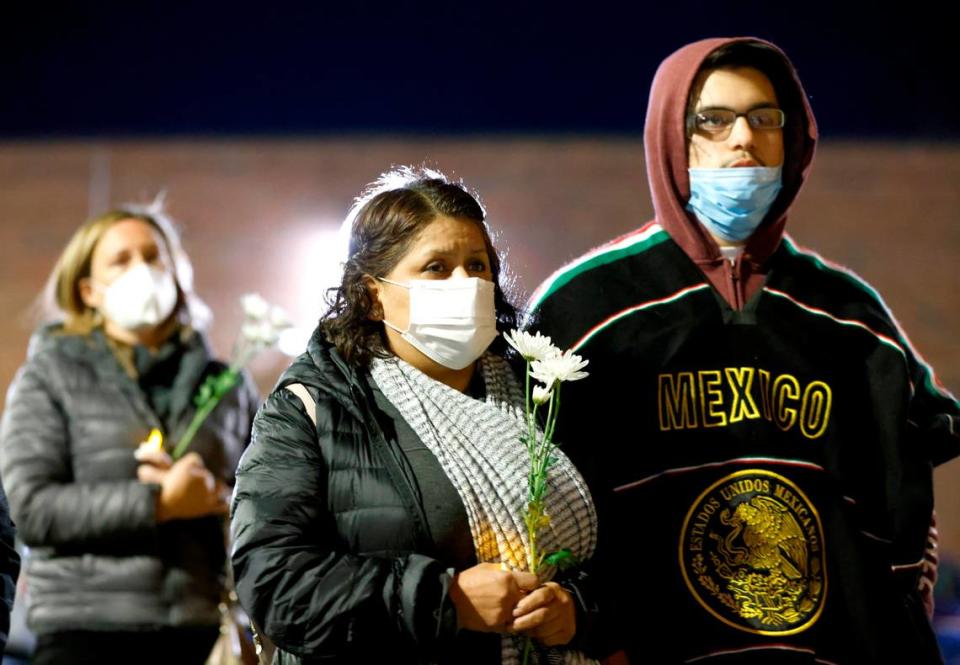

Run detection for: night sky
[[2, 1, 955, 138]]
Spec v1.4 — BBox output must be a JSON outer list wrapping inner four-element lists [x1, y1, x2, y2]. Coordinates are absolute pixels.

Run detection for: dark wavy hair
[[321, 166, 519, 367]]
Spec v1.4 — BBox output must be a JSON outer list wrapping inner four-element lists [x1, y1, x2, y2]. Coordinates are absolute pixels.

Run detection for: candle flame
[[145, 428, 163, 451]]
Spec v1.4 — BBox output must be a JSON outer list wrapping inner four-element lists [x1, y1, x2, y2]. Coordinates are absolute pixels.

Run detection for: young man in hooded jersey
[[529, 37, 959, 664]]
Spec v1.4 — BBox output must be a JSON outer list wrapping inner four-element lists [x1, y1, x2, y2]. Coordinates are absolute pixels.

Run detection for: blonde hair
[[41, 199, 211, 334]]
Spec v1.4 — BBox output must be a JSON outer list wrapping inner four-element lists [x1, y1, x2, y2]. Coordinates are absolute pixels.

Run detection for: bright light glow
[[270, 215, 353, 358], [290, 217, 352, 324], [277, 326, 313, 357]]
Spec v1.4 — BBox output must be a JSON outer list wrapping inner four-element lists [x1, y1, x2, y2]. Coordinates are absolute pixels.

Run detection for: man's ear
[[362, 275, 383, 321]]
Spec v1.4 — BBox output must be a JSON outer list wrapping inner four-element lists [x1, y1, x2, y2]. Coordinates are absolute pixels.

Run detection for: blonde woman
[[0, 206, 257, 664]]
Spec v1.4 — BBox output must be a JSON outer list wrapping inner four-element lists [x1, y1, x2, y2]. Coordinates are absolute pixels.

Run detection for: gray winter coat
[[0, 325, 256, 634]]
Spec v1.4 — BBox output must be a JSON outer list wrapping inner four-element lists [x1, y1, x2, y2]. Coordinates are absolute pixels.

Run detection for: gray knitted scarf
[[369, 353, 598, 665]]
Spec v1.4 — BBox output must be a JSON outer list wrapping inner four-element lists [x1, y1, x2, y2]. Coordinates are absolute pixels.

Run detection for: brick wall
[[1, 137, 957, 551]]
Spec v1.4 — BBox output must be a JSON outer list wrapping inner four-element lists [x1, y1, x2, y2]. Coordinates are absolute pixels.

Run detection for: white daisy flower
[[242, 321, 278, 346], [531, 349, 589, 386], [240, 293, 270, 319], [269, 305, 292, 329], [504, 329, 560, 361]]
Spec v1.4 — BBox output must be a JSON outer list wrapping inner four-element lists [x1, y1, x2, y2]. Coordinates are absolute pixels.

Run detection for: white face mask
[[97, 263, 179, 332], [378, 276, 498, 370]]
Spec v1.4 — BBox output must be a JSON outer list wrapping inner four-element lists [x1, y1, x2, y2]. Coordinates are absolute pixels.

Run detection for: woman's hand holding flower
[[449, 563, 539, 633], [511, 581, 576, 646]]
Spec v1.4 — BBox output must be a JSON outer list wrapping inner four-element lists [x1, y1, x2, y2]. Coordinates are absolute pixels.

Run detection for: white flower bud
[[241, 293, 270, 319], [532, 384, 553, 405], [269, 305, 292, 329]]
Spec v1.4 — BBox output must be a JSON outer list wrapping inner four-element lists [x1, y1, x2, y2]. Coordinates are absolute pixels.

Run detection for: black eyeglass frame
[[687, 108, 786, 137]]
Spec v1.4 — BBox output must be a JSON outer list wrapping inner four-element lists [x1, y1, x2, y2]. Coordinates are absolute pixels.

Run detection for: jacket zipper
[[350, 383, 434, 553], [728, 256, 744, 311], [331, 350, 435, 552]]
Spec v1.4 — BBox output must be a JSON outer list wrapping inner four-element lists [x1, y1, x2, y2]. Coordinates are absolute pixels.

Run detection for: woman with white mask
[[230, 167, 602, 665], [0, 207, 257, 664]]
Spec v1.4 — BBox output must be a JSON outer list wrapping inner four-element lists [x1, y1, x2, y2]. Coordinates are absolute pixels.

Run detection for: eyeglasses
[[689, 108, 785, 137]]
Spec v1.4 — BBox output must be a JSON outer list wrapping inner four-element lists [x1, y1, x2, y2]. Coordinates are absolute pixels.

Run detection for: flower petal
[[241, 293, 270, 319], [504, 329, 561, 361], [532, 384, 553, 405]]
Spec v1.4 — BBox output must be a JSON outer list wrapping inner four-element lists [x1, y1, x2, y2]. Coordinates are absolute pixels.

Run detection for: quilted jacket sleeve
[[0, 356, 160, 549], [230, 388, 457, 661]]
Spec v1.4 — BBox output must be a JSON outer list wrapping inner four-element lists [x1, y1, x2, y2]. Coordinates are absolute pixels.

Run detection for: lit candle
[[143, 428, 164, 452]]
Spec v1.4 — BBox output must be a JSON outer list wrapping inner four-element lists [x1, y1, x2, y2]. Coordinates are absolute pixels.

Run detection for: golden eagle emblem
[[680, 470, 826, 635]]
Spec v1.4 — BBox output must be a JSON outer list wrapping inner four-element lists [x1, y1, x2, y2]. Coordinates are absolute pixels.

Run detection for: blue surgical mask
[[686, 166, 783, 243]]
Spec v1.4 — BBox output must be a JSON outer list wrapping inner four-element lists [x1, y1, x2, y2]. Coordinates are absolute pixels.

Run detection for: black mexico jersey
[[530, 223, 959, 664]]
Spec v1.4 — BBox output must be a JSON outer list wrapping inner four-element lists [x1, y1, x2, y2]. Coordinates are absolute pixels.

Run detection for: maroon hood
[[643, 37, 818, 305]]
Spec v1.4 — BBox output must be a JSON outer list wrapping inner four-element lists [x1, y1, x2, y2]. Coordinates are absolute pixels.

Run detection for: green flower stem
[[528, 404, 541, 457], [521, 637, 532, 664], [526, 510, 539, 573], [524, 360, 532, 422], [171, 367, 241, 460], [544, 385, 561, 444], [521, 369, 565, 664], [542, 386, 557, 441]]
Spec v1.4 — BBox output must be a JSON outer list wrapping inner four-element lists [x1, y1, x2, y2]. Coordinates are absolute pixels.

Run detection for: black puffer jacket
[[0, 325, 256, 634], [232, 331, 607, 664], [0, 477, 20, 652], [230, 330, 480, 664]]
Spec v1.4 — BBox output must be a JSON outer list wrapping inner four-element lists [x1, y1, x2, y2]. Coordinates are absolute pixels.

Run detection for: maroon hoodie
[[644, 36, 818, 310]]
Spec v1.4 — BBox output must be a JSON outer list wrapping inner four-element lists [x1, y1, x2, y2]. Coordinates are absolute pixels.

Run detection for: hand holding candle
[[135, 433, 226, 521], [135, 429, 173, 484]]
